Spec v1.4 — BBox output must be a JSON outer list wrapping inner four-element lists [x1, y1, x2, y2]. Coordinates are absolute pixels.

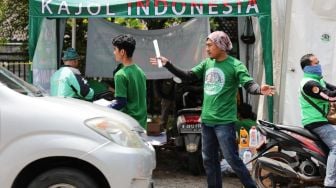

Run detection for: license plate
[[180, 123, 202, 133]]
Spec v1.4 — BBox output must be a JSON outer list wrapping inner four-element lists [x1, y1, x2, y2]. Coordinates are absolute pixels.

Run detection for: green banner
[[30, 0, 270, 18], [259, 15, 273, 122]]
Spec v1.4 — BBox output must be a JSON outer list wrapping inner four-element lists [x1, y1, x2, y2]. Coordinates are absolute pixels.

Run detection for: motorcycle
[[172, 77, 203, 175], [249, 120, 328, 187]]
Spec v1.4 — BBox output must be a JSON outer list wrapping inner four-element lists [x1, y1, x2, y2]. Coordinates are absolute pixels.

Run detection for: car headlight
[[85, 117, 144, 148]]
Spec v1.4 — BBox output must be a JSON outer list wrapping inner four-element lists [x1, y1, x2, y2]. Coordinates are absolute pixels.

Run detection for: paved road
[[152, 146, 242, 188], [151, 145, 325, 188], [153, 170, 241, 188]]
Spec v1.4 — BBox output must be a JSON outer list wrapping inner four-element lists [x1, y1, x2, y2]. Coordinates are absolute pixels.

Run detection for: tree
[[0, 0, 28, 43]]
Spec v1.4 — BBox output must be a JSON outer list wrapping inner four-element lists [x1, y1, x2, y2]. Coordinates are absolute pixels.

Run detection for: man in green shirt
[[109, 34, 147, 129], [150, 31, 274, 188]]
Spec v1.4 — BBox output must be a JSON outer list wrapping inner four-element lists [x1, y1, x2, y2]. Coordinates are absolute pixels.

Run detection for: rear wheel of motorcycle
[[188, 151, 203, 176], [252, 152, 300, 188]]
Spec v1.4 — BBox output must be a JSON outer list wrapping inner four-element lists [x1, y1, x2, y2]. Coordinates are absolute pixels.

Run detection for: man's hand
[[150, 56, 169, 66], [261, 85, 276, 96]]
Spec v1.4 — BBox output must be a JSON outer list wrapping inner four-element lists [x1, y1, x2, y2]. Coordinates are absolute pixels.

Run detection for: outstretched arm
[[260, 85, 276, 96], [243, 80, 275, 96], [164, 61, 199, 82], [150, 56, 198, 82]]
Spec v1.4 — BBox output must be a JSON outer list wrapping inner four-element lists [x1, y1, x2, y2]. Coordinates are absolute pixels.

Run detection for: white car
[[0, 67, 155, 188]]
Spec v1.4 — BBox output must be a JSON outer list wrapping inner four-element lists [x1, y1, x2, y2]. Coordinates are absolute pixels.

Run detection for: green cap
[[62, 48, 80, 61]]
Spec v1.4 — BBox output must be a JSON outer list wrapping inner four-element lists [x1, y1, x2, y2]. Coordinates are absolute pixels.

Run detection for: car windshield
[[0, 67, 45, 97]]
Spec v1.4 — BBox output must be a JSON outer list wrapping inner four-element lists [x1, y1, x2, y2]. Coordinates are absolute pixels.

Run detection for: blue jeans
[[202, 123, 256, 188], [312, 124, 336, 187]]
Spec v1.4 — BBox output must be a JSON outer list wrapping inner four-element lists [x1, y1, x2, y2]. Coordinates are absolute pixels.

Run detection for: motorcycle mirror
[[173, 76, 182, 84]]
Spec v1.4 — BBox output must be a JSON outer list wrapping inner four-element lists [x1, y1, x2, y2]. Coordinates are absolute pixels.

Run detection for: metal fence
[[0, 43, 30, 81], [0, 61, 31, 81]]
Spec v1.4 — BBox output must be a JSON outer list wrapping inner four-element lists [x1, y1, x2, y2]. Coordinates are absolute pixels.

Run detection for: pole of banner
[[72, 18, 76, 48]]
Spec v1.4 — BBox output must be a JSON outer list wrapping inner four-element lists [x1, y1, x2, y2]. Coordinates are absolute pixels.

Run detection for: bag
[[240, 17, 255, 44], [327, 102, 336, 124], [301, 91, 336, 124]]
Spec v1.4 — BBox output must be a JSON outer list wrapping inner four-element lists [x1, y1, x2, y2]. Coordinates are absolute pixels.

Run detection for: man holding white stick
[[150, 31, 275, 188]]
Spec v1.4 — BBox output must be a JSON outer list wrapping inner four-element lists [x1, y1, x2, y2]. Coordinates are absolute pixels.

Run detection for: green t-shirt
[[191, 56, 253, 125], [114, 64, 147, 129]]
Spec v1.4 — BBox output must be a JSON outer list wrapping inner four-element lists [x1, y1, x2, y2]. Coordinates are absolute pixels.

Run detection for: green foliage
[[210, 18, 220, 31], [143, 18, 190, 29], [0, 5, 5, 20], [114, 18, 146, 30], [0, 0, 28, 42]]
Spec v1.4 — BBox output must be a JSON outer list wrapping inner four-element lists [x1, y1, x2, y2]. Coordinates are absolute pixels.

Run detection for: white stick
[[153, 39, 163, 68]]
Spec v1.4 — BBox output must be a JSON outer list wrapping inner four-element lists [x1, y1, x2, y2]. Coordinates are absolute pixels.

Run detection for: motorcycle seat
[[276, 124, 319, 140], [177, 108, 202, 116]]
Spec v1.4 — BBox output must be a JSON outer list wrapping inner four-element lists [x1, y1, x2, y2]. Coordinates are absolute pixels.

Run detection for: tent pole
[[56, 19, 60, 68], [72, 18, 76, 48]]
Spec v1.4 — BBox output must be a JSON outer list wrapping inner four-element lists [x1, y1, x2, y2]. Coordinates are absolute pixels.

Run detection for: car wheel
[[28, 167, 98, 188]]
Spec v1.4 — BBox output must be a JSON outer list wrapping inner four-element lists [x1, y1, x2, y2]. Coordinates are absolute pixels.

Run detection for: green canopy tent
[[28, 0, 273, 121]]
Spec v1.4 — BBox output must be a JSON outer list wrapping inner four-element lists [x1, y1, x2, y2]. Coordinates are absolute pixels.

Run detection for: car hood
[[39, 96, 143, 131], [0, 91, 145, 145]]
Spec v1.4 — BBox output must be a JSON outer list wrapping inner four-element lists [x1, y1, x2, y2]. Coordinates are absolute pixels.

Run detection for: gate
[[0, 43, 30, 81]]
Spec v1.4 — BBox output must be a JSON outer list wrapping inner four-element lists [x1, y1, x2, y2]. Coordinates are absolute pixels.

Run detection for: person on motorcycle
[[299, 53, 336, 188], [150, 31, 275, 188]]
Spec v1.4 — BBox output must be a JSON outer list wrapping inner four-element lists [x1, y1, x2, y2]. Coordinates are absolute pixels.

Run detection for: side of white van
[[0, 67, 155, 188]]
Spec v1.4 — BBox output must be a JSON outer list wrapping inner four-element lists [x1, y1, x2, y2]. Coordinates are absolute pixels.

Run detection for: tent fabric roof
[[29, 0, 270, 18]]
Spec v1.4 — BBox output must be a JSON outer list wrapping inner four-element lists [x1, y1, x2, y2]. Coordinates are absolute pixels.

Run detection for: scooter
[[172, 77, 203, 175], [249, 120, 328, 187]]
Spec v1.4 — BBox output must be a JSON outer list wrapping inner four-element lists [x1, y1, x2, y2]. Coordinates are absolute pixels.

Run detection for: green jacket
[[299, 73, 329, 126], [50, 66, 94, 100]]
